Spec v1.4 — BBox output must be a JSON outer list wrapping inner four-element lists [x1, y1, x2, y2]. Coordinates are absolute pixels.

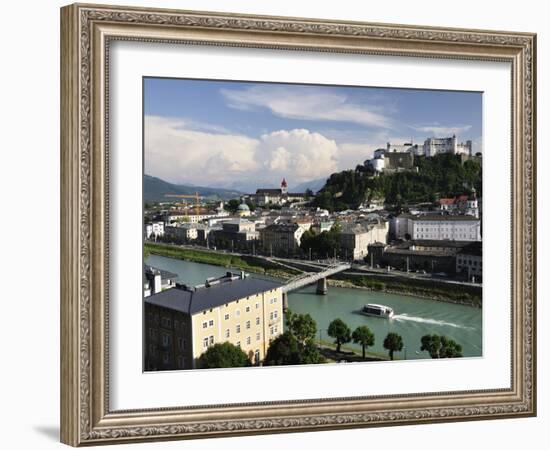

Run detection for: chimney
[[152, 270, 162, 294]]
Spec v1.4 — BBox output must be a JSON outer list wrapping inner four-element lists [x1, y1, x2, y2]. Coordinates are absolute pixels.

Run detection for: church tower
[[280, 178, 288, 195]]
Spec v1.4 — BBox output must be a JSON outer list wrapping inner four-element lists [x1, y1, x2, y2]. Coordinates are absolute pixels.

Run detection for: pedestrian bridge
[[281, 262, 351, 294]]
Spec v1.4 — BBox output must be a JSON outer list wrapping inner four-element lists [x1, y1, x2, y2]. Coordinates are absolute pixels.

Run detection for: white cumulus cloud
[[259, 129, 339, 182], [145, 116, 260, 186], [145, 117, 344, 189]]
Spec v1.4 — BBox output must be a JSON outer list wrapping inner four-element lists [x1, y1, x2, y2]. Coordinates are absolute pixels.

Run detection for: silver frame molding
[[60, 3, 537, 446]]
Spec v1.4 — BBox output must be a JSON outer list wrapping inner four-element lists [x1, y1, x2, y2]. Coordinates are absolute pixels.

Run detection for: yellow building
[[144, 271, 283, 370]]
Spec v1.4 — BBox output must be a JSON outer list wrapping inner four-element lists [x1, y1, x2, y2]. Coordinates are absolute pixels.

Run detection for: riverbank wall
[[329, 272, 482, 307]]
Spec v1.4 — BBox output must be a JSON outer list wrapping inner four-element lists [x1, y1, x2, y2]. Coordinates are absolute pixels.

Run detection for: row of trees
[[326, 318, 403, 360], [198, 312, 464, 369], [326, 317, 463, 360]]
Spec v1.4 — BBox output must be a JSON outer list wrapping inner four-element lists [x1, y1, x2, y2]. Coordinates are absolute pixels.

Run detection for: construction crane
[[164, 193, 202, 216]]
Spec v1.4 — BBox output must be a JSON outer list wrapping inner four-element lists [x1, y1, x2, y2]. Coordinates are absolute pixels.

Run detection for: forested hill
[[313, 154, 482, 212], [144, 175, 243, 203]]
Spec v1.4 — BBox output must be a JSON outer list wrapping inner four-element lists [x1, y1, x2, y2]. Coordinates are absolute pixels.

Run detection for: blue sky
[[144, 77, 482, 191]]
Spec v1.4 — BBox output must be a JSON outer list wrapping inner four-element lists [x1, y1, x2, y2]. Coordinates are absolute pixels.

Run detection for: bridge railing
[[281, 263, 351, 293]]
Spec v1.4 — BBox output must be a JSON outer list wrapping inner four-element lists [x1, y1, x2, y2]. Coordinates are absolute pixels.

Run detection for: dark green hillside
[[313, 154, 482, 212], [144, 174, 244, 202]]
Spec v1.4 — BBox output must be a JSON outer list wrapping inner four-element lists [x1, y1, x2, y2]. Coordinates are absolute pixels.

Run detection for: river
[[146, 254, 482, 360]]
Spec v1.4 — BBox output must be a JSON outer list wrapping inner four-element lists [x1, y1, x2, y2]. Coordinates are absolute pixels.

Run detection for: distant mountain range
[[292, 177, 327, 194], [144, 175, 244, 203]]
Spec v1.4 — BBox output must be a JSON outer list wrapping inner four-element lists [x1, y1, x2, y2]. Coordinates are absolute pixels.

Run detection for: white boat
[[360, 303, 394, 319]]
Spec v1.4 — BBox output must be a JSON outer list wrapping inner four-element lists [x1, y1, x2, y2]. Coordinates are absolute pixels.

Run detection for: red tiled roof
[[439, 198, 455, 205]]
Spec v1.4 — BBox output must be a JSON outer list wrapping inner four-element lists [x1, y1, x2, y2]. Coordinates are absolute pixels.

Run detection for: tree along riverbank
[[145, 243, 481, 307]]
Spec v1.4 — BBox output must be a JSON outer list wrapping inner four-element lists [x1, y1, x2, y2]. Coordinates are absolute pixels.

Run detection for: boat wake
[[392, 313, 475, 330]]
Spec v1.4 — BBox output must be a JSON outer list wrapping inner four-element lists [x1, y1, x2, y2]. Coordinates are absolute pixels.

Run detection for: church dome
[[238, 202, 250, 211]]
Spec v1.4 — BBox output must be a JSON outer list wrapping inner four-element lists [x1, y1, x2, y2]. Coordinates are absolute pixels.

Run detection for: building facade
[[438, 192, 479, 218], [259, 223, 305, 256], [423, 135, 472, 157], [164, 223, 200, 243], [144, 272, 283, 370], [367, 240, 480, 275], [209, 219, 259, 251], [391, 214, 481, 242], [252, 178, 305, 206], [412, 215, 481, 241], [145, 221, 164, 239], [456, 242, 483, 281], [340, 220, 389, 260]]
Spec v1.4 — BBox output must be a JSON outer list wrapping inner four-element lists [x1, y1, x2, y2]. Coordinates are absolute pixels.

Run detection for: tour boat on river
[[360, 303, 394, 319]]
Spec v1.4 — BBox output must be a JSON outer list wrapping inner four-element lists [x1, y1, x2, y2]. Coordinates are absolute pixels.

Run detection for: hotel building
[[144, 272, 283, 371], [392, 214, 481, 242]]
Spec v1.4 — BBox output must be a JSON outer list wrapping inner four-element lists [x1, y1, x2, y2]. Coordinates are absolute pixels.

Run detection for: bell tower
[[280, 178, 288, 195]]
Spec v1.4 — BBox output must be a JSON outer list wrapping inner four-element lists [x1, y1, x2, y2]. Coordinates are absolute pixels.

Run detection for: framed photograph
[[60, 3, 536, 446]]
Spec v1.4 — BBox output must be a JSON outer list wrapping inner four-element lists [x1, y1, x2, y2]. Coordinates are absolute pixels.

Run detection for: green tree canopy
[[286, 310, 317, 345], [264, 332, 301, 366], [225, 199, 241, 213], [327, 318, 352, 353], [264, 331, 325, 366], [383, 332, 404, 360], [352, 325, 375, 359], [420, 334, 463, 359], [299, 222, 342, 259], [265, 310, 324, 366], [313, 153, 482, 211], [198, 342, 250, 369]]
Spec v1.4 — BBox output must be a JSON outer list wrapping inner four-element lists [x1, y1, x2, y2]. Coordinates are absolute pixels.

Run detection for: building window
[[236, 325, 241, 334], [177, 337, 185, 350], [161, 317, 171, 328], [208, 319, 214, 327], [162, 333, 170, 347], [256, 332, 260, 341], [202, 321, 208, 329], [162, 353, 169, 364], [203, 337, 209, 349], [225, 329, 230, 338], [256, 317, 260, 325], [224, 313, 230, 320], [236, 341, 241, 347], [174, 319, 179, 331], [236, 309, 241, 317], [246, 306, 251, 313], [246, 336, 251, 345], [177, 356, 185, 369], [209, 335, 214, 345], [246, 320, 251, 329], [255, 302, 260, 309]]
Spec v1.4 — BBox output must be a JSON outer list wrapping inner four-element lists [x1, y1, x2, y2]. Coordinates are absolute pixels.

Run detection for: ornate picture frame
[[60, 3, 536, 446]]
